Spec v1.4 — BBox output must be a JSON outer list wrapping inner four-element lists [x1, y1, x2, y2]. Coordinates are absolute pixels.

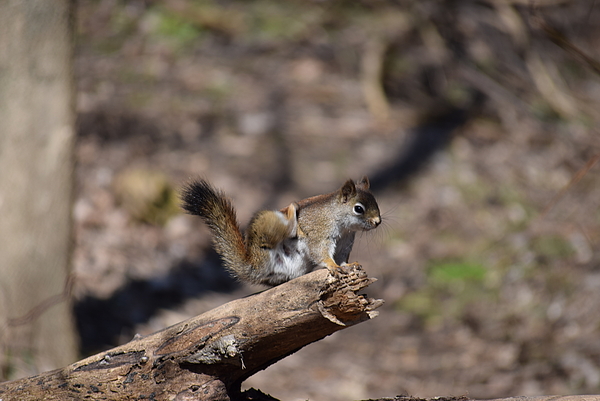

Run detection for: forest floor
[[71, 1, 600, 400]]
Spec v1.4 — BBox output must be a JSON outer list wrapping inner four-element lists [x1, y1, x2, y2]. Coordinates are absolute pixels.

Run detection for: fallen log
[[0, 264, 382, 401]]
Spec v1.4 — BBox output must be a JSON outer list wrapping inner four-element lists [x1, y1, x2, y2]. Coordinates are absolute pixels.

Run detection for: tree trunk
[[0, 0, 78, 380], [0, 265, 382, 400]]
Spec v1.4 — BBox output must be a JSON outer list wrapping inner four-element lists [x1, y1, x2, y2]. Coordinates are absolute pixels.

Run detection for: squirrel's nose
[[372, 216, 381, 226]]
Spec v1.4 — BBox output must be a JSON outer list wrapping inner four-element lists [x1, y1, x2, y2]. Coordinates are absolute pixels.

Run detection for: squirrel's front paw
[[342, 262, 363, 275], [326, 264, 348, 277], [342, 261, 360, 267], [341, 261, 362, 273]]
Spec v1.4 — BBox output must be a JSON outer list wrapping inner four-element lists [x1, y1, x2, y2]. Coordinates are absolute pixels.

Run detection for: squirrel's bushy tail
[[180, 179, 250, 278]]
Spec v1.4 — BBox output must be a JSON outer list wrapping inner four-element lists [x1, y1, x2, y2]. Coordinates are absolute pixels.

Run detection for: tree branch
[[0, 264, 382, 401]]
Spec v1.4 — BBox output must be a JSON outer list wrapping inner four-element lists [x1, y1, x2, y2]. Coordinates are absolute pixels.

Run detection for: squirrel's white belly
[[264, 236, 315, 283]]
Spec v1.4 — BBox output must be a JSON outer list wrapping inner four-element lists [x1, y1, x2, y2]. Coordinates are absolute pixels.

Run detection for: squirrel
[[293, 176, 381, 275], [180, 177, 381, 286]]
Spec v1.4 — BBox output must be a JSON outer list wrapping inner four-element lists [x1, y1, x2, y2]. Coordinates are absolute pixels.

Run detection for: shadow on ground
[[74, 251, 239, 355]]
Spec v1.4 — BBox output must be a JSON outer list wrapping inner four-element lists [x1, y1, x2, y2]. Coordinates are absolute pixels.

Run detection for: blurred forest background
[[3, 0, 600, 400]]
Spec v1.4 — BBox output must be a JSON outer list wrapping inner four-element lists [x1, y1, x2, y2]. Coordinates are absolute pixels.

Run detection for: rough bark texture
[[0, 265, 382, 401], [0, 0, 78, 380]]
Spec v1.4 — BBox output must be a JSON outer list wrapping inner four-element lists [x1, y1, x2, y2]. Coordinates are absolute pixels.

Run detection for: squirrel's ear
[[340, 179, 357, 203], [282, 202, 298, 221], [356, 176, 370, 190], [281, 202, 298, 236]]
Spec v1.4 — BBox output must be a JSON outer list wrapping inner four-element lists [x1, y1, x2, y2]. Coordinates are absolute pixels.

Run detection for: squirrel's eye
[[353, 203, 365, 215]]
